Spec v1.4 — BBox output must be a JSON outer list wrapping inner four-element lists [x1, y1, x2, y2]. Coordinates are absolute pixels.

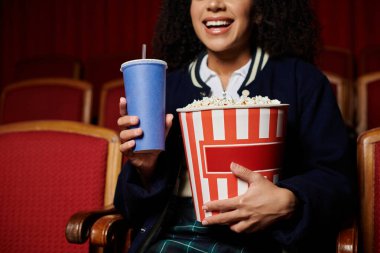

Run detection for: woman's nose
[[207, 0, 226, 12]]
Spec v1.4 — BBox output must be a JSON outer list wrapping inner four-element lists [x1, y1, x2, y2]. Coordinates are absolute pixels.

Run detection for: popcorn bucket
[[177, 104, 288, 221]]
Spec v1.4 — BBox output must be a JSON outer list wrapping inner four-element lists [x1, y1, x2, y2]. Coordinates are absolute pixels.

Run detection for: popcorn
[[182, 95, 281, 109]]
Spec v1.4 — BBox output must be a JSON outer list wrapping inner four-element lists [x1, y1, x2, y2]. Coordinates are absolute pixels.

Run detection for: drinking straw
[[142, 44, 146, 59]]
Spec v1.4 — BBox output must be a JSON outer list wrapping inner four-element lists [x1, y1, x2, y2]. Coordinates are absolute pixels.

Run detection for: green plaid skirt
[[146, 197, 283, 253]]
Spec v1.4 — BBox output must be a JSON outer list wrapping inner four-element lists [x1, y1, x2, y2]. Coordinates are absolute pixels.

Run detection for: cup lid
[[120, 59, 167, 72]]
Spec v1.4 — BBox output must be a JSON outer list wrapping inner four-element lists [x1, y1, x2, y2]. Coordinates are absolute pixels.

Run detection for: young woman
[[114, 0, 355, 252]]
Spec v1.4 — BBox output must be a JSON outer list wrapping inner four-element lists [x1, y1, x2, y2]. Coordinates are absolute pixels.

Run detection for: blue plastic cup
[[120, 59, 167, 152]]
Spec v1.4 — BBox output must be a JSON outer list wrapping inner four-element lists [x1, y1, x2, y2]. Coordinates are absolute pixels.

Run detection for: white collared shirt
[[199, 54, 252, 99]]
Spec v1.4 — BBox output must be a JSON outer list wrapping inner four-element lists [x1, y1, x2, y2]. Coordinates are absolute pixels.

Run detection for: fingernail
[[230, 162, 237, 169], [128, 140, 135, 147], [202, 205, 208, 210], [202, 220, 208, 225]]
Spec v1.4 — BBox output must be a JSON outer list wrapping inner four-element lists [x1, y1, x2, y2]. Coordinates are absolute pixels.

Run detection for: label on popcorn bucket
[[177, 96, 289, 221]]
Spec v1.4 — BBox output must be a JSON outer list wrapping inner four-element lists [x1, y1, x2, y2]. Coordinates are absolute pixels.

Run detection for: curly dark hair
[[152, 0, 321, 70]]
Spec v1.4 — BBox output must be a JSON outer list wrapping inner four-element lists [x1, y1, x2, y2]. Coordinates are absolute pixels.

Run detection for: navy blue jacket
[[114, 54, 355, 253]]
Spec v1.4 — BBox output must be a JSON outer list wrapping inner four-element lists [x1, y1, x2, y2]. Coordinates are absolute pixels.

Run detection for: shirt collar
[[199, 54, 252, 84], [188, 47, 270, 90]]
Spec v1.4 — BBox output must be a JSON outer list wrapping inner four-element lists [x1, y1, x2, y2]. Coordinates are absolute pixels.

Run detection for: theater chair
[[337, 127, 380, 253], [356, 127, 380, 253], [324, 71, 354, 127], [0, 78, 92, 124], [356, 72, 380, 133], [315, 47, 355, 128], [98, 79, 125, 133], [0, 120, 122, 253]]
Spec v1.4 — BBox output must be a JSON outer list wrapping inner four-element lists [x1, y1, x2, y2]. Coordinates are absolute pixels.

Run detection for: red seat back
[[98, 79, 125, 132], [324, 71, 353, 126], [316, 47, 355, 127], [0, 78, 92, 124], [0, 120, 121, 253], [357, 72, 380, 133]]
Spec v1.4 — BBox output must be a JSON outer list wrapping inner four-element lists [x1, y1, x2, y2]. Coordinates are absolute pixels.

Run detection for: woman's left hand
[[201, 162, 298, 233]]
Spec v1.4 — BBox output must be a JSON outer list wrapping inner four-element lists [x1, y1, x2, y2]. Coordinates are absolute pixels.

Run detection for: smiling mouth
[[204, 19, 233, 29]]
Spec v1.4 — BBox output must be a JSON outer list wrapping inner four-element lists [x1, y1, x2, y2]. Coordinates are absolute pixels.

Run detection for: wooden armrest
[[90, 213, 132, 252], [65, 205, 119, 244], [336, 221, 358, 253]]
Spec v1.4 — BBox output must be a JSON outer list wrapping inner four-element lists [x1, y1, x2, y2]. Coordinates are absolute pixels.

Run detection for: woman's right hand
[[117, 97, 173, 182]]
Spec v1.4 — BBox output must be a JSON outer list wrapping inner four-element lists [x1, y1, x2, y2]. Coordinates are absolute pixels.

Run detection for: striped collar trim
[[188, 47, 270, 89]]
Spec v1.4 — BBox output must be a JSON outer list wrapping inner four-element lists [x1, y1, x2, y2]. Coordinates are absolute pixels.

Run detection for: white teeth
[[206, 20, 230, 27]]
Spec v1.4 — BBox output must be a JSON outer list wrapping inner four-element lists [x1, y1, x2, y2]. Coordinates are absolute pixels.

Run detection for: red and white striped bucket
[[177, 105, 288, 221]]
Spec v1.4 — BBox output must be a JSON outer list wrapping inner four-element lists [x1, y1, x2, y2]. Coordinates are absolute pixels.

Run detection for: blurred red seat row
[[0, 77, 124, 133], [3, 46, 380, 134], [315, 46, 380, 133], [9, 52, 138, 125]]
